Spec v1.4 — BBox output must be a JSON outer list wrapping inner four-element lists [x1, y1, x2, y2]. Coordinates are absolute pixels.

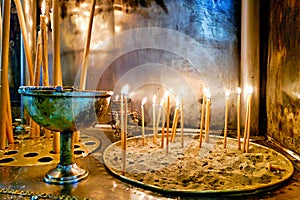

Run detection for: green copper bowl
[[19, 86, 113, 132]]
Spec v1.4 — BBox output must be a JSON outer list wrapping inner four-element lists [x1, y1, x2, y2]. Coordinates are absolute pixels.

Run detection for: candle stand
[[18, 86, 113, 184]]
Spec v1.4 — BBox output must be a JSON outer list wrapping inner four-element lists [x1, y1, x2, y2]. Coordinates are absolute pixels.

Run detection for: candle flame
[[176, 98, 180, 107], [142, 97, 147, 106], [225, 90, 230, 98], [245, 86, 253, 95], [41, 0, 46, 15], [237, 87, 241, 95], [203, 87, 209, 96], [121, 85, 129, 95], [160, 99, 164, 106], [206, 88, 211, 99], [153, 95, 156, 104], [115, 95, 119, 101]]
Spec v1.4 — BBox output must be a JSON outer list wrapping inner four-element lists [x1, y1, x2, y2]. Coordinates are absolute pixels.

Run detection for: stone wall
[[267, 0, 300, 153], [55, 0, 239, 130]]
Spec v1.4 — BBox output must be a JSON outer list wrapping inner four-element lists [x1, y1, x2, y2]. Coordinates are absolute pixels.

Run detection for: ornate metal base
[[44, 163, 89, 185]]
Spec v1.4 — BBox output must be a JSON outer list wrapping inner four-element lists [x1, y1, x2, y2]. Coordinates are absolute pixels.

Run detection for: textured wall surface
[[55, 0, 239, 130], [267, 0, 300, 153]]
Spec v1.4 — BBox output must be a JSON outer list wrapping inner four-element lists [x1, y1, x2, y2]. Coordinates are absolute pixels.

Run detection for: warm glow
[[203, 87, 209, 95], [41, 0, 46, 15], [160, 98, 164, 106], [237, 87, 241, 95], [121, 85, 129, 95], [206, 88, 211, 99], [142, 97, 147, 106], [115, 95, 119, 101], [225, 90, 230, 98], [245, 86, 253, 95], [153, 95, 156, 104]]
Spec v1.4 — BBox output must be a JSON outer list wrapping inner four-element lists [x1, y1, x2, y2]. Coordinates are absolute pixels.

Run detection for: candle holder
[[19, 86, 113, 184]]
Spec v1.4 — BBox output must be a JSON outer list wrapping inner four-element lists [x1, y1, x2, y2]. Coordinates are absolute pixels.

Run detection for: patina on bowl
[[19, 86, 113, 132]]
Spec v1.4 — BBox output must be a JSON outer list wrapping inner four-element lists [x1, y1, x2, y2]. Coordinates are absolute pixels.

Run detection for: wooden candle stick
[[53, 0, 62, 86], [171, 101, 180, 143], [245, 87, 253, 153], [141, 97, 147, 146], [14, 0, 34, 85], [0, 0, 13, 149], [152, 95, 156, 144], [79, 0, 96, 90], [199, 88, 207, 148], [180, 97, 184, 148], [156, 99, 163, 143], [204, 90, 211, 143], [166, 96, 170, 153], [40, 0, 49, 86], [160, 99, 166, 148], [237, 87, 241, 150], [123, 94, 128, 175], [223, 90, 230, 148]]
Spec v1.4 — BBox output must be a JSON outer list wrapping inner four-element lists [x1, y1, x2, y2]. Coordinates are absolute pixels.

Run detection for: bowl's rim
[[18, 86, 113, 97]]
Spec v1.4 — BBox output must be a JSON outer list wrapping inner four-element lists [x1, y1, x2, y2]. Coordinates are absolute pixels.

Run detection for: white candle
[[237, 87, 241, 150], [205, 90, 211, 143], [141, 97, 147, 146], [152, 95, 157, 144], [156, 99, 164, 134], [223, 90, 230, 148]]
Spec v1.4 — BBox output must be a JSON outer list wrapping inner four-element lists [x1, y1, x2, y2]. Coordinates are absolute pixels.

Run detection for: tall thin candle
[[0, 0, 13, 149], [171, 100, 180, 143], [40, 0, 49, 86], [204, 90, 211, 143], [152, 95, 157, 144], [14, 0, 34, 84], [199, 87, 207, 148], [141, 97, 147, 146], [223, 90, 230, 148], [180, 97, 184, 148], [79, 0, 96, 90], [166, 96, 170, 153], [53, 0, 62, 86], [237, 87, 241, 150], [245, 87, 253, 153]]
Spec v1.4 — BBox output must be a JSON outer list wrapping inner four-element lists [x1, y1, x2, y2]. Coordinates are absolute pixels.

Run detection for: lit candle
[[0, 0, 13, 149], [223, 90, 230, 148], [160, 99, 166, 148], [34, 32, 42, 86], [166, 95, 170, 153], [14, 0, 34, 85], [180, 97, 184, 148], [121, 85, 129, 174], [79, 0, 96, 90], [237, 87, 241, 150], [141, 97, 147, 146], [53, 0, 62, 86], [40, 0, 49, 86], [171, 99, 180, 143], [205, 90, 211, 143], [245, 86, 253, 153], [199, 87, 208, 148], [152, 95, 157, 144], [156, 99, 164, 137]]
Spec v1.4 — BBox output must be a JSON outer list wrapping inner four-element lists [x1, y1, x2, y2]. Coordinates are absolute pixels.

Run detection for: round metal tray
[[103, 133, 294, 196]]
